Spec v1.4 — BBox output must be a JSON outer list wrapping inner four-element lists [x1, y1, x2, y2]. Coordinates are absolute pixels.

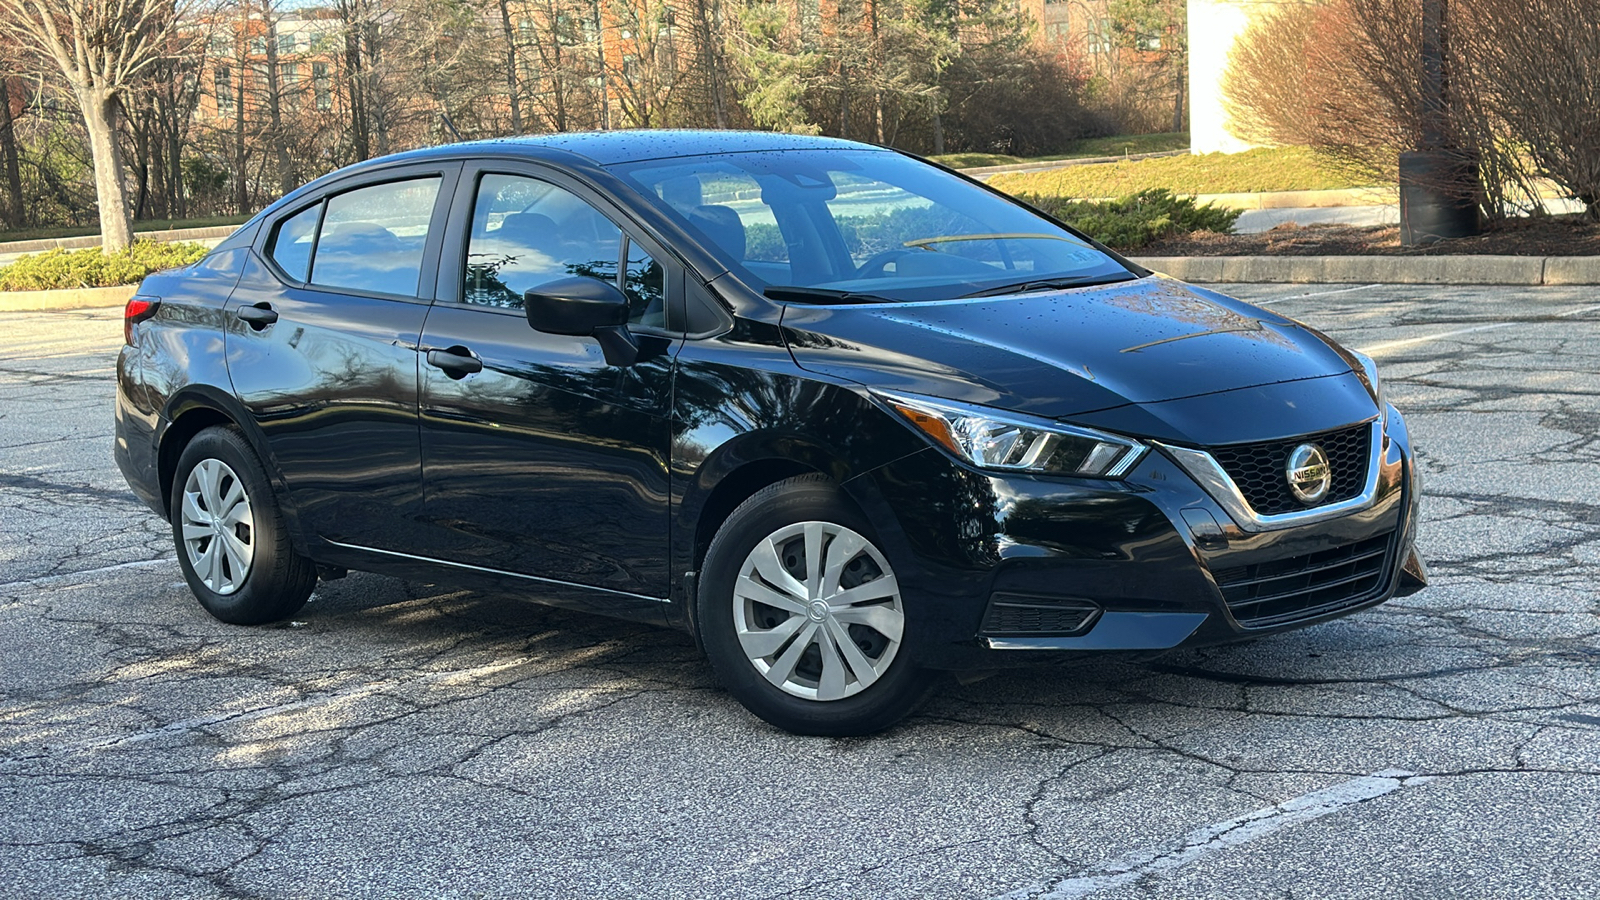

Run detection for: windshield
[[608, 149, 1134, 303]]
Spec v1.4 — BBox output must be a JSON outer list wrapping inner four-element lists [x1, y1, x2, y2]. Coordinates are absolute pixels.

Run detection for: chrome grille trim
[[1155, 419, 1384, 533]]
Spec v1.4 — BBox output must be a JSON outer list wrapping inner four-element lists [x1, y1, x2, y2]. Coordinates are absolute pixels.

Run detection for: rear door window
[[306, 177, 441, 297]]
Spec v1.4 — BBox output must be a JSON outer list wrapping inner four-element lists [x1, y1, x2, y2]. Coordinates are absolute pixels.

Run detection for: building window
[[313, 62, 332, 110], [1088, 17, 1113, 55], [215, 66, 235, 112], [278, 33, 295, 55]]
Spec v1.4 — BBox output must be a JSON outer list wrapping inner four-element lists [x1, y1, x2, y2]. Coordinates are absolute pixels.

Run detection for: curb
[[0, 284, 137, 312], [1130, 255, 1600, 286], [0, 225, 239, 256]]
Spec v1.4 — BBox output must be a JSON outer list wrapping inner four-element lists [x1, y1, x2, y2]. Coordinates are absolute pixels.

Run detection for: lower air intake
[[1212, 531, 1396, 629], [979, 594, 1101, 637]]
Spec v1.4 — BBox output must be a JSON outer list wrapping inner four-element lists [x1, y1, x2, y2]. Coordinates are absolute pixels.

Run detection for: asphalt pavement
[[1, 285, 1596, 898]]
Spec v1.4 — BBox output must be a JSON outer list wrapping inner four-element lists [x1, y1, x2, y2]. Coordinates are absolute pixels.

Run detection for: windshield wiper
[[958, 273, 1136, 299], [763, 286, 896, 304]]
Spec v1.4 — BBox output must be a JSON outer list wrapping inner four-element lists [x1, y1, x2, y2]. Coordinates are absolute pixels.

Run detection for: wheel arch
[[155, 388, 306, 551], [677, 429, 915, 638]]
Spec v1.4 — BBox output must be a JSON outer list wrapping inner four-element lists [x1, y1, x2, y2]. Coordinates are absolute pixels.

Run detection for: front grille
[[1212, 531, 1395, 629], [1208, 423, 1372, 516], [980, 594, 1101, 637]]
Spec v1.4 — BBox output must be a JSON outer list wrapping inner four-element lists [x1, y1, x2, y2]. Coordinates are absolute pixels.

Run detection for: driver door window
[[462, 173, 663, 329]]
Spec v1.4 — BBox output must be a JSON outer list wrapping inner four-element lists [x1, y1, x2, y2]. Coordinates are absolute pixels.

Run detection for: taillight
[[124, 295, 160, 345]]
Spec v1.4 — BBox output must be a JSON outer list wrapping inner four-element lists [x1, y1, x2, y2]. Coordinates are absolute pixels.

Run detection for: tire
[[698, 474, 931, 736], [170, 426, 315, 625]]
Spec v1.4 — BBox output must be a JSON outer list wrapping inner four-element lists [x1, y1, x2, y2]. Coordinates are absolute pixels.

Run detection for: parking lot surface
[[2, 284, 1597, 898]]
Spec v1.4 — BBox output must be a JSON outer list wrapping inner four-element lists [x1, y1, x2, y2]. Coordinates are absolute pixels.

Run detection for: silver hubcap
[[733, 521, 905, 702], [179, 458, 255, 596]]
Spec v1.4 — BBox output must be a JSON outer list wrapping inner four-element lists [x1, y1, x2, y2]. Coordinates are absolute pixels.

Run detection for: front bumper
[[852, 405, 1423, 670]]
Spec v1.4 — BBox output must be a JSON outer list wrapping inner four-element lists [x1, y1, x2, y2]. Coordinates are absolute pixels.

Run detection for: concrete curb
[[0, 284, 136, 312], [1129, 255, 1600, 285], [0, 225, 239, 256]]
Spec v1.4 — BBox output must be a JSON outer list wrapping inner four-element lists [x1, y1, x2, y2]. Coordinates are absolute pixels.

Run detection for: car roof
[[376, 130, 887, 167]]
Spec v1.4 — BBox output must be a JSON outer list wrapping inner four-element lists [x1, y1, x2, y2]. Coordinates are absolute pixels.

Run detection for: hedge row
[[1018, 189, 1241, 251], [0, 241, 210, 292]]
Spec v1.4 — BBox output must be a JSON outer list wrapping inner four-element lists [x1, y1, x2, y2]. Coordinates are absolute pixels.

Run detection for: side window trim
[[253, 161, 462, 303]]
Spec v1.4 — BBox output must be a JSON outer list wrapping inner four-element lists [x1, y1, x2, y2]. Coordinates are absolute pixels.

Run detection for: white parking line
[[1359, 302, 1600, 357], [0, 556, 173, 590], [1279, 284, 1381, 300], [994, 770, 1432, 900]]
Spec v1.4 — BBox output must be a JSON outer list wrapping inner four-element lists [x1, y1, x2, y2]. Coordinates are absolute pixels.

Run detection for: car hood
[[781, 275, 1361, 425]]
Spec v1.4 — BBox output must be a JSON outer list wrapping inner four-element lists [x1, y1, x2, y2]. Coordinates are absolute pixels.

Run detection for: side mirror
[[524, 276, 638, 367]]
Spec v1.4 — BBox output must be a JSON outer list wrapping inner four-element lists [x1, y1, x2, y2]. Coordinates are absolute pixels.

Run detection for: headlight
[[1350, 350, 1385, 411], [875, 391, 1147, 478]]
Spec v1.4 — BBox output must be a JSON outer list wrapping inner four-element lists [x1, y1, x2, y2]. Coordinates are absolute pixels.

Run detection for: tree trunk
[[930, 93, 944, 156], [0, 78, 25, 228], [497, 0, 524, 133], [264, 12, 295, 196], [345, 12, 371, 160], [695, 0, 728, 128], [78, 86, 134, 253], [133, 107, 151, 220], [1171, 63, 1185, 133], [591, 0, 610, 129]]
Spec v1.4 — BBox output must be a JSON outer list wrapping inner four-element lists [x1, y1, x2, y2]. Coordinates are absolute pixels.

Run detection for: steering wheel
[[852, 248, 920, 279]]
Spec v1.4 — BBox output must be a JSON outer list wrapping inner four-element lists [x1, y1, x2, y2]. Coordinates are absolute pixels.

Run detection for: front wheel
[[170, 426, 315, 625], [698, 475, 931, 735]]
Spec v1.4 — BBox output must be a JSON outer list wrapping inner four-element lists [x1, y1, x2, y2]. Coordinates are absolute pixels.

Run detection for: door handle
[[426, 347, 484, 377], [236, 303, 279, 329]]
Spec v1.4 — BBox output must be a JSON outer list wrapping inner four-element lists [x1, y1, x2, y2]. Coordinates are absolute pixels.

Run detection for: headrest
[[497, 212, 560, 249], [688, 205, 746, 261]]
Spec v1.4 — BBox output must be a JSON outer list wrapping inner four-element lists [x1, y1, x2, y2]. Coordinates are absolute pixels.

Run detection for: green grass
[[0, 241, 211, 291], [0, 214, 249, 245], [989, 147, 1388, 198], [929, 132, 1192, 169]]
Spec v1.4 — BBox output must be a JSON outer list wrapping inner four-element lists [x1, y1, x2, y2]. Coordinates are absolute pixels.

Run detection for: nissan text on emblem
[[1286, 443, 1332, 504]]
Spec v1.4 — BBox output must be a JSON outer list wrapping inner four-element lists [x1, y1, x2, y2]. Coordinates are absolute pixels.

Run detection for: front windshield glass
[[608, 149, 1134, 302]]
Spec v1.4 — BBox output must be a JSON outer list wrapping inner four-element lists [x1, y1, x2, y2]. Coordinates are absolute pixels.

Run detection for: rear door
[[413, 162, 678, 615], [225, 163, 460, 552]]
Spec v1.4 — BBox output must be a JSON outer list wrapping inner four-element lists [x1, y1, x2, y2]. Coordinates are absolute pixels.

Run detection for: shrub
[[1015, 189, 1241, 251], [0, 241, 210, 291], [1221, 0, 1595, 219]]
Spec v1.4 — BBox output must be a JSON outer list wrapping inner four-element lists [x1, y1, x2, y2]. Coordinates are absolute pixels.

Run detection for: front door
[[415, 166, 677, 614]]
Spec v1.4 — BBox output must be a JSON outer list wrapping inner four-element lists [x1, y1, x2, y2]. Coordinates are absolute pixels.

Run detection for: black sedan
[[114, 131, 1426, 735]]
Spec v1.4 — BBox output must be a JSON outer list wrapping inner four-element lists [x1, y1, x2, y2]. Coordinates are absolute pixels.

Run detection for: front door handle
[[236, 303, 279, 329], [426, 347, 484, 377]]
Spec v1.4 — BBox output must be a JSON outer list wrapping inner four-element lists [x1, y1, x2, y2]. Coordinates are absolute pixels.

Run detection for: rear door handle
[[236, 303, 279, 328], [426, 347, 484, 377]]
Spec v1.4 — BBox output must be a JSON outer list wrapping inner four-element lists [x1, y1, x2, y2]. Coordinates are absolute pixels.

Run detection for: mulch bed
[[1143, 213, 1600, 256]]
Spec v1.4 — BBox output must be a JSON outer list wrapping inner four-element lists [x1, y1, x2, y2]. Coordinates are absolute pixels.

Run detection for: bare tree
[[0, 0, 200, 250], [0, 73, 25, 227]]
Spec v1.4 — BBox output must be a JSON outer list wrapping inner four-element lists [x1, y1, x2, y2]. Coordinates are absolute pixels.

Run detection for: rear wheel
[[170, 426, 315, 624], [698, 475, 930, 735]]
